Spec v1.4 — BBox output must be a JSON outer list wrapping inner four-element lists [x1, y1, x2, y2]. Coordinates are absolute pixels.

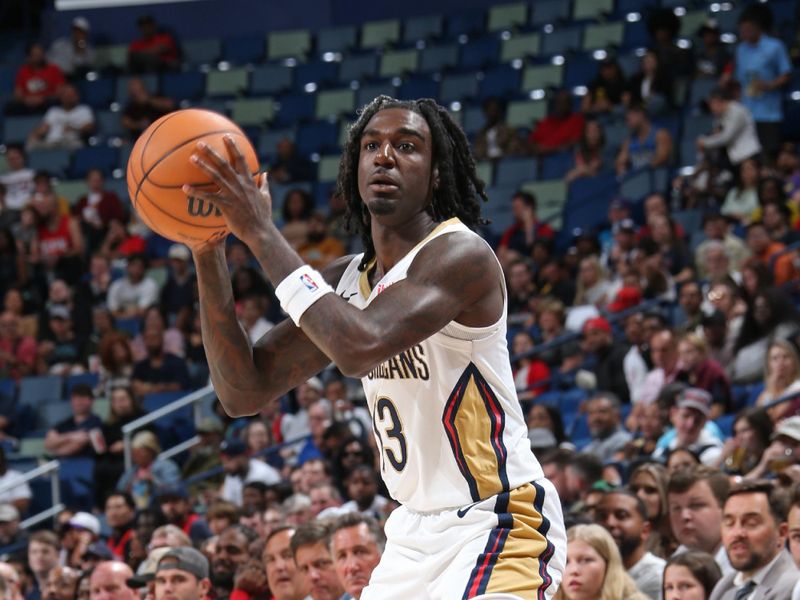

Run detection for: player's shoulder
[[410, 228, 499, 282], [321, 253, 360, 287]]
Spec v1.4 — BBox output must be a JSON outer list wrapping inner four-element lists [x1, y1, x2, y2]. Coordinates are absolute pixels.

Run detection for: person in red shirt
[[128, 15, 180, 73], [7, 42, 65, 115], [33, 186, 84, 284], [527, 89, 585, 155]]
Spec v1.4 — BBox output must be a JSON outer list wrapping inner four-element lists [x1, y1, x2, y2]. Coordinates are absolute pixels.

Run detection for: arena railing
[[0, 460, 63, 530], [122, 385, 216, 471]]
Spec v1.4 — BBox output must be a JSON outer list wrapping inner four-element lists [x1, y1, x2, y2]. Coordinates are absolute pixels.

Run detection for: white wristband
[[275, 265, 334, 326]]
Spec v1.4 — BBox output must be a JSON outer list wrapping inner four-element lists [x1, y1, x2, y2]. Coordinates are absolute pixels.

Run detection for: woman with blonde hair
[[755, 339, 800, 422], [677, 333, 731, 419], [573, 255, 612, 309], [555, 524, 649, 600]]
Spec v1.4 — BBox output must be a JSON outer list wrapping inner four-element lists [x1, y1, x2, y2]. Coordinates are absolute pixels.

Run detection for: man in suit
[[710, 480, 799, 600]]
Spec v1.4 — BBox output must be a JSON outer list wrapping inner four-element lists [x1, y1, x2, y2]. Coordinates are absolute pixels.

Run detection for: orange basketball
[[126, 108, 259, 245]]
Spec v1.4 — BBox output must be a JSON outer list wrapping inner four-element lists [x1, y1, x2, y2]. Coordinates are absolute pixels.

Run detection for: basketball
[[126, 108, 259, 245]]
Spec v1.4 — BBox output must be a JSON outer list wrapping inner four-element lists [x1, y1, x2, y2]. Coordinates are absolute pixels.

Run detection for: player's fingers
[[190, 154, 239, 195], [223, 134, 250, 176], [195, 141, 237, 182], [181, 184, 231, 207]]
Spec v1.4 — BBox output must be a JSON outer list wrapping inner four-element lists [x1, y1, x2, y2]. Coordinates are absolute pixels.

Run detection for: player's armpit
[[299, 232, 503, 378]]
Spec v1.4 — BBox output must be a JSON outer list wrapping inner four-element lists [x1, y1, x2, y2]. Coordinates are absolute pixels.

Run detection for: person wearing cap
[[60, 511, 100, 569], [117, 430, 181, 509], [44, 383, 101, 458], [695, 213, 750, 280], [47, 16, 95, 77], [582, 317, 631, 404], [157, 484, 212, 545], [154, 547, 211, 600], [0, 503, 25, 548], [89, 561, 137, 600], [127, 546, 171, 599], [161, 244, 197, 322], [128, 15, 179, 74], [219, 438, 281, 507], [652, 388, 723, 466], [182, 417, 225, 498]]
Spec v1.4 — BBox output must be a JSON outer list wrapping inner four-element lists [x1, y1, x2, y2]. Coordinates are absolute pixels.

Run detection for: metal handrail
[[122, 385, 215, 470], [0, 460, 63, 530]]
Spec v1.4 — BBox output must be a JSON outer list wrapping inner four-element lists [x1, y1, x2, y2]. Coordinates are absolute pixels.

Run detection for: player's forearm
[[194, 245, 268, 414]]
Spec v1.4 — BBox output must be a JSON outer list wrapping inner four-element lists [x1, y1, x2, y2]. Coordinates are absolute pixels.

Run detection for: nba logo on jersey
[[300, 273, 319, 291]]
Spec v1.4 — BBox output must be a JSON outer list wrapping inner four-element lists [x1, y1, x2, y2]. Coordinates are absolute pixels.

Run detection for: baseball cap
[[48, 305, 71, 320], [676, 388, 713, 417], [157, 547, 209, 580], [196, 416, 224, 434], [0, 504, 19, 522], [773, 416, 800, 443], [167, 244, 190, 261], [608, 287, 642, 313], [583, 317, 612, 335], [68, 512, 100, 536], [84, 541, 114, 560], [220, 438, 247, 456], [71, 17, 90, 32], [156, 483, 188, 500]]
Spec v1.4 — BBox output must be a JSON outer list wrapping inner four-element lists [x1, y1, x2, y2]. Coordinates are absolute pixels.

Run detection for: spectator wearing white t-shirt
[[26, 84, 94, 150], [218, 438, 280, 507], [0, 145, 35, 211], [107, 254, 159, 320]]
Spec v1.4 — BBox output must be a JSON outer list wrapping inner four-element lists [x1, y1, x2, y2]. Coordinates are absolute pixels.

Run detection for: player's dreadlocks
[[336, 96, 489, 271]]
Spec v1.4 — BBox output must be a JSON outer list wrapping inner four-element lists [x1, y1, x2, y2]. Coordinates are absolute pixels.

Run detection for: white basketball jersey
[[335, 218, 543, 512]]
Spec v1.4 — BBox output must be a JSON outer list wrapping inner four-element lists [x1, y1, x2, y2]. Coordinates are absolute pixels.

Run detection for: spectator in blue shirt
[[131, 327, 191, 400], [43, 383, 101, 458], [733, 4, 792, 160]]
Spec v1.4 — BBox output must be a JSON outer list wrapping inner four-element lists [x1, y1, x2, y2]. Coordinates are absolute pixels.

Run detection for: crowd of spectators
[[0, 1, 800, 599]]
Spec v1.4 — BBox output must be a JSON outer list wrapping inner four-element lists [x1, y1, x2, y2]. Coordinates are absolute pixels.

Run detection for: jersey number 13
[[373, 397, 408, 472]]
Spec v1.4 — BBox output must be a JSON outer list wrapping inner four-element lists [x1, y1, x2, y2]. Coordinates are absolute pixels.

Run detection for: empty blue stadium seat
[[338, 54, 378, 83], [479, 65, 521, 100], [714, 414, 735, 439], [317, 26, 358, 54], [161, 71, 205, 102], [564, 55, 598, 89], [619, 169, 654, 202], [250, 65, 293, 95], [143, 391, 195, 450], [564, 172, 617, 232], [95, 110, 124, 138], [622, 21, 650, 50], [495, 157, 538, 187], [541, 28, 583, 55], [221, 34, 265, 64], [439, 74, 479, 104], [70, 146, 119, 178], [115, 317, 142, 337], [404, 15, 443, 43], [540, 151, 573, 180], [28, 148, 72, 177], [3, 116, 40, 144], [295, 120, 339, 157], [274, 93, 316, 126], [459, 37, 501, 70], [357, 83, 397, 108], [182, 38, 222, 67], [397, 76, 438, 101], [18, 375, 62, 410], [531, 0, 571, 27], [446, 12, 486, 38], [419, 44, 460, 73], [38, 400, 74, 430], [59, 457, 96, 512], [77, 78, 115, 109], [0, 67, 16, 95], [294, 61, 338, 89]]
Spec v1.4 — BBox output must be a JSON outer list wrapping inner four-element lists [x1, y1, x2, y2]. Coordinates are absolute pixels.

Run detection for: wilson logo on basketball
[[186, 197, 222, 218]]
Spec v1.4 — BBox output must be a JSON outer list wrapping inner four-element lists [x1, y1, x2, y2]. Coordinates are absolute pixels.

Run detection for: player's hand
[[184, 135, 274, 249]]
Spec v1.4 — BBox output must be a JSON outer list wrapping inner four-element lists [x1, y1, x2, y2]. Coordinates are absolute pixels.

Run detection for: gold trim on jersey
[[357, 217, 462, 300]]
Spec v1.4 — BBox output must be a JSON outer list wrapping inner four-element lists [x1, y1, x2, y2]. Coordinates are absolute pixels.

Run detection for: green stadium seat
[[500, 33, 541, 62], [18, 437, 46, 458], [475, 161, 494, 186], [583, 22, 624, 50], [55, 180, 88, 204], [0, 155, 7, 174], [182, 38, 221, 66], [317, 155, 341, 182], [521, 65, 563, 91], [94, 44, 128, 71], [361, 19, 401, 49], [231, 98, 276, 126], [680, 10, 708, 38], [316, 89, 355, 119], [507, 100, 547, 128], [572, 0, 613, 21], [403, 15, 443, 43], [419, 44, 459, 72], [521, 179, 567, 227], [379, 49, 419, 78], [206, 68, 249, 97], [488, 2, 528, 31], [268, 29, 312, 60]]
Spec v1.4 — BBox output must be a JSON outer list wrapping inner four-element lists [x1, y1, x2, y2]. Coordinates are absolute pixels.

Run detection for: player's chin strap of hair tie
[[275, 265, 334, 326]]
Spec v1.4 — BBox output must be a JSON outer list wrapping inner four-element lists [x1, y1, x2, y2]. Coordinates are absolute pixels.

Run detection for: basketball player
[[185, 96, 566, 599]]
